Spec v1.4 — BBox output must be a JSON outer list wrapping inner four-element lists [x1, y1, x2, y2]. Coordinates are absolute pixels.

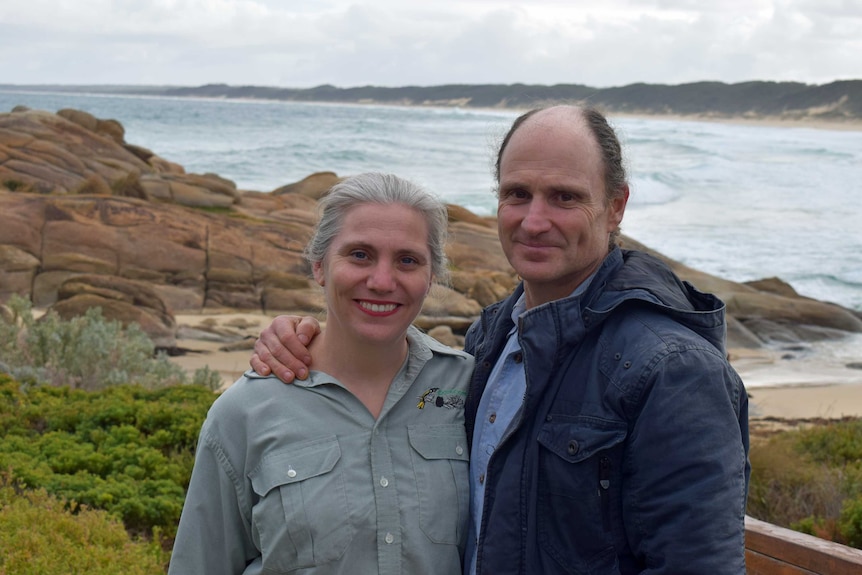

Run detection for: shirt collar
[[515, 270, 599, 328]]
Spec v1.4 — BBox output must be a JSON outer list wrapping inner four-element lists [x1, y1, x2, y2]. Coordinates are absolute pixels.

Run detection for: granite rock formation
[[1, 106, 859, 352]]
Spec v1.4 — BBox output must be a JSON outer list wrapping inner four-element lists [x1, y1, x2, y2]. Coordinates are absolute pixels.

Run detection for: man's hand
[[250, 315, 321, 382]]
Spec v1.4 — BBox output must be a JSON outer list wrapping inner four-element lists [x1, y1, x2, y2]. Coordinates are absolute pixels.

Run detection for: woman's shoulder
[[207, 371, 295, 420], [409, 326, 474, 363]]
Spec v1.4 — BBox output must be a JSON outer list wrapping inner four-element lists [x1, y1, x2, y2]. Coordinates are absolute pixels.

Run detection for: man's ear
[[608, 185, 629, 229]]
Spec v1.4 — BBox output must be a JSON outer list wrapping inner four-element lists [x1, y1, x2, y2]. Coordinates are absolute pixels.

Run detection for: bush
[[748, 418, 862, 548], [0, 475, 169, 574], [0, 295, 218, 390], [0, 374, 216, 541]]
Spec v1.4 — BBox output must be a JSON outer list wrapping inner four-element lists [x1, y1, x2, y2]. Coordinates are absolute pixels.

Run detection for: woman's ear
[[312, 261, 325, 286]]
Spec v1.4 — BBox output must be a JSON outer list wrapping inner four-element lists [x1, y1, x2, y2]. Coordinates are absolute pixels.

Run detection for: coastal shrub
[[0, 294, 217, 390], [0, 374, 216, 542], [0, 475, 169, 574], [748, 418, 862, 548], [2, 178, 33, 193]]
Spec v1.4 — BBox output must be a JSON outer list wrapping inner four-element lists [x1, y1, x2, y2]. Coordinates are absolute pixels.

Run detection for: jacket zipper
[[599, 456, 611, 532]]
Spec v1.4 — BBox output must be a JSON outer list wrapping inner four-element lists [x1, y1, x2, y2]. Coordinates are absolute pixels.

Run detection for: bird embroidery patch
[[417, 387, 466, 409]]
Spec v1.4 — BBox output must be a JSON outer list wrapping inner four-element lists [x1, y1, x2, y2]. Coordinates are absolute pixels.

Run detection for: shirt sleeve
[[168, 426, 258, 575]]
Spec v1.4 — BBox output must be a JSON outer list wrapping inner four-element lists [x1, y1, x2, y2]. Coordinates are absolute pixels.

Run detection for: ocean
[[2, 90, 861, 316]]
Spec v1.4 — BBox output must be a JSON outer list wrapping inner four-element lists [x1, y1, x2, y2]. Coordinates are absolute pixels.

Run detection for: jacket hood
[[584, 248, 728, 354]]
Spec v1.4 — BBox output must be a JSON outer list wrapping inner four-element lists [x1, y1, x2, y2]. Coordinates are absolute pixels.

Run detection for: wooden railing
[[746, 515, 862, 574]]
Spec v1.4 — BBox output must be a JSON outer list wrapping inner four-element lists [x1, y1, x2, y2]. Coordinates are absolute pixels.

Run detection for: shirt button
[[513, 352, 523, 363], [455, 445, 464, 455], [287, 468, 297, 478], [380, 476, 389, 487], [489, 413, 496, 423], [385, 532, 394, 544], [479, 473, 485, 484]]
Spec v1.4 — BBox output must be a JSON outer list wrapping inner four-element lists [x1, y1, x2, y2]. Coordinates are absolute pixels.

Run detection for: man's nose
[[521, 198, 552, 233]]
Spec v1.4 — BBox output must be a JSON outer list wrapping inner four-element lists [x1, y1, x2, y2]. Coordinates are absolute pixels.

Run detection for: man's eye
[[350, 251, 369, 260]]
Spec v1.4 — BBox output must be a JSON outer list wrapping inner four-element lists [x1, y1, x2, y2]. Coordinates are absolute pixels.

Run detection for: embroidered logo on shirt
[[417, 387, 466, 409]]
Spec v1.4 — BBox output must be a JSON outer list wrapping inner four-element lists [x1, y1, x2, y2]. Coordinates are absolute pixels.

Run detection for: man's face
[[497, 110, 628, 308]]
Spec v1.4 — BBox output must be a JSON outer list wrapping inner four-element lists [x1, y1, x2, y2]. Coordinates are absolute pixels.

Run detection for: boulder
[[262, 287, 326, 314], [0, 245, 40, 300], [427, 325, 464, 347], [447, 221, 512, 273], [52, 274, 177, 348], [422, 284, 483, 317], [271, 171, 341, 199]]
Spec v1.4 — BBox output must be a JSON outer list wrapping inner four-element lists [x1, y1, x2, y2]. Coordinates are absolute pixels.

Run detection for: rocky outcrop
[[53, 274, 177, 348], [0, 107, 240, 207], [1, 106, 859, 352], [619, 237, 862, 348]]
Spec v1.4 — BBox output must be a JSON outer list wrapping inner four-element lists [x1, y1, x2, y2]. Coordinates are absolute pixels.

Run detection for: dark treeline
[[3, 80, 862, 120]]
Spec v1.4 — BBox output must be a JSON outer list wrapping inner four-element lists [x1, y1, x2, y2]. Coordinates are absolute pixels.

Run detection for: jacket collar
[[480, 247, 728, 355]]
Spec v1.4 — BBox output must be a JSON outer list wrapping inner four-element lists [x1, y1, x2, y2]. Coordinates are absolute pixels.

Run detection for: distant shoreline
[[4, 90, 860, 133], [3, 80, 861, 132], [608, 111, 862, 132]]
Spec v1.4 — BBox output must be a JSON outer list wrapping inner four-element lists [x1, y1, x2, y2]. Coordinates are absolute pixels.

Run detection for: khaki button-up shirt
[[169, 327, 474, 575]]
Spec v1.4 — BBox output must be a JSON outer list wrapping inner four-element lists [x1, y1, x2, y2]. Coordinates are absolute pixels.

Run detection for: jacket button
[[567, 440, 579, 455]]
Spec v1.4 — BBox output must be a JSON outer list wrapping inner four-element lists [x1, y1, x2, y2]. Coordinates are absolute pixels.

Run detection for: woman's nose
[[366, 262, 396, 292]]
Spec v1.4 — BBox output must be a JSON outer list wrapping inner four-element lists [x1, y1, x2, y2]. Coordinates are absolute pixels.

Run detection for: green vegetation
[[0, 295, 225, 569], [150, 79, 862, 119], [2, 179, 33, 193], [748, 418, 862, 548], [0, 295, 220, 390], [0, 474, 169, 574], [0, 374, 215, 542]]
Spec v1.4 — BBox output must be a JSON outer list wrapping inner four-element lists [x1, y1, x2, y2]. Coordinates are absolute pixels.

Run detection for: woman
[[169, 173, 473, 575]]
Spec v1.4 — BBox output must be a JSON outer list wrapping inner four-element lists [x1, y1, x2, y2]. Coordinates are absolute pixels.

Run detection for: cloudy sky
[[2, 0, 860, 88]]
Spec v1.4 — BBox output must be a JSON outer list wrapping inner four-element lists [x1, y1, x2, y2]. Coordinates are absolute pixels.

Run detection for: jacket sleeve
[[168, 426, 257, 575], [624, 346, 749, 574]]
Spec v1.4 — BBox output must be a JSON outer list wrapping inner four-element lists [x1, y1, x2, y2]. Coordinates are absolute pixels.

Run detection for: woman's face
[[313, 202, 433, 347]]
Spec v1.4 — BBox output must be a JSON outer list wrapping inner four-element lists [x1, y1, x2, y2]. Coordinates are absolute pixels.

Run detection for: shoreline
[[4, 87, 860, 132], [607, 111, 862, 132], [168, 313, 862, 424]]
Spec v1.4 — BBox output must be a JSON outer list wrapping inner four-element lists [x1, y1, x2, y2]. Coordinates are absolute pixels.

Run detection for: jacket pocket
[[248, 436, 354, 572], [536, 416, 627, 574], [408, 423, 470, 545]]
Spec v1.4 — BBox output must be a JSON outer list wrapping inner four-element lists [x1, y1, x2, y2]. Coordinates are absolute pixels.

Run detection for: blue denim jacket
[[464, 248, 750, 574]]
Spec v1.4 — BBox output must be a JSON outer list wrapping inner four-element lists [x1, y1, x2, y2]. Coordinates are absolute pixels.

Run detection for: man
[[252, 105, 750, 574]]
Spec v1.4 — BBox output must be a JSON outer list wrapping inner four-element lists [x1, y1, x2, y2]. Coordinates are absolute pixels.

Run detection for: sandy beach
[[170, 312, 862, 426]]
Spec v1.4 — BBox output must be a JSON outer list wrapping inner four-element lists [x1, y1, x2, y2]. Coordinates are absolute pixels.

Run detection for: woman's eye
[[400, 256, 419, 266]]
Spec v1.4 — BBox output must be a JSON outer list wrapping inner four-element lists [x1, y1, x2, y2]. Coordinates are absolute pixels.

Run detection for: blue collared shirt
[[465, 275, 596, 575]]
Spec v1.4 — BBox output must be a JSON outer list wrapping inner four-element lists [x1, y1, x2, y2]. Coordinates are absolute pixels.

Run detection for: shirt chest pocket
[[248, 436, 354, 572], [408, 424, 470, 545]]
